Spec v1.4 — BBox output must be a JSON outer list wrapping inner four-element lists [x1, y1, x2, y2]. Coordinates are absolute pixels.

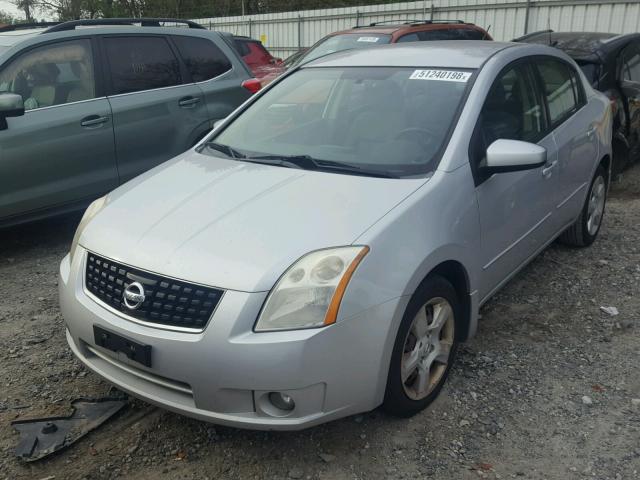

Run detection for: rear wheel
[[383, 275, 460, 417], [559, 165, 607, 247]]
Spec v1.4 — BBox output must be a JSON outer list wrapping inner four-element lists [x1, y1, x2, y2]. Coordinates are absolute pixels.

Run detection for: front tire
[[559, 165, 608, 247], [383, 275, 460, 417]]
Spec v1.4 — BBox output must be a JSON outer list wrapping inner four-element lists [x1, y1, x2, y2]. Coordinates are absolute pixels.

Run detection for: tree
[[13, 0, 36, 22], [0, 10, 15, 24]]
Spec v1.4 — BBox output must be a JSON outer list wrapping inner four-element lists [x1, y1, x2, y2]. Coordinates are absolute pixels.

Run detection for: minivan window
[[173, 36, 232, 83], [105, 36, 181, 94], [209, 66, 473, 177], [536, 58, 578, 125], [299, 34, 392, 64], [0, 39, 95, 110]]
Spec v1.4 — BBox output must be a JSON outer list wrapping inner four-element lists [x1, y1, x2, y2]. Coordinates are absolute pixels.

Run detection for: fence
[[193, 0, 640, 59]]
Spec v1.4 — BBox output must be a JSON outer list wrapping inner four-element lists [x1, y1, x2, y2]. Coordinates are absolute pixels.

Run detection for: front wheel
[[559, 165, 608, 247], [383, 275, 460, 417]]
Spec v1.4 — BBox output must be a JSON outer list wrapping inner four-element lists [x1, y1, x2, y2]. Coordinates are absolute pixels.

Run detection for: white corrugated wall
[[194, 0, 640, 59]]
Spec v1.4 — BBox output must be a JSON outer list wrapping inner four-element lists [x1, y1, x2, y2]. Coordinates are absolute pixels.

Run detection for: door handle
[[542, 160, 557, 178], [81, 115, 109, 128], [179, 97, 201, 108], [586, 126, 596, 138]]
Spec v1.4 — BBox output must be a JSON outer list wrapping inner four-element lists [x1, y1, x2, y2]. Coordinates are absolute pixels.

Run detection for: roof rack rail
[[512, 29, 554, 42], [364, 19, 466, 27], [42, 18, 206, 33], [0, 22, 60, 33]]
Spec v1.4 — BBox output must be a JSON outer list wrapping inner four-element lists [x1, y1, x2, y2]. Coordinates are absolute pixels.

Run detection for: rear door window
[[536, 57, 579, 126], [104, 36, 181, 94], [621, 43, 640, 83], [173, 36, 232, 82]]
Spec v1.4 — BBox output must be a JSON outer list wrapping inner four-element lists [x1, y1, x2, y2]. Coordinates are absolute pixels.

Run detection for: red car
[[289, 20, 492, 68], [232, 36, 283, 83]]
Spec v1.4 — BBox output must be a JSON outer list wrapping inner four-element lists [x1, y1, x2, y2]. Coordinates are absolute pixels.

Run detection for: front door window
[[0, 39, 95, 110]]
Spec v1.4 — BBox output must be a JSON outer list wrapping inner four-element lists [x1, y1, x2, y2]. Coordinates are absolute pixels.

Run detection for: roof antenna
[[482, 24, 491, 40], [547, 15, 552, 46]]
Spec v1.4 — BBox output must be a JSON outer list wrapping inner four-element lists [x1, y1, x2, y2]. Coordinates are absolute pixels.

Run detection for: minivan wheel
[[559, 165, 607, 247], [383, 275, 460, 417]]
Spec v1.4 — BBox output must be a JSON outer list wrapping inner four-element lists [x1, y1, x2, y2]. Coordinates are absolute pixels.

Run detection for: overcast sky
[[0, 0, 22, 18]]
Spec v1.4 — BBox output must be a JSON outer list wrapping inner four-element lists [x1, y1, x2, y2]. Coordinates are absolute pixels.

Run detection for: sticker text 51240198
[[409, 69, 472, 82]]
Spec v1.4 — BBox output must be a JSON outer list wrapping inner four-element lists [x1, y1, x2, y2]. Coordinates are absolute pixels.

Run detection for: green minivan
[[0, 19, 259, 227]]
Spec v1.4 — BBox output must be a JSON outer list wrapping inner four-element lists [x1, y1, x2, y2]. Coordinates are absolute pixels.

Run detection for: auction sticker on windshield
[[409, 69, 472, 82], [357, 37, 380, 42]]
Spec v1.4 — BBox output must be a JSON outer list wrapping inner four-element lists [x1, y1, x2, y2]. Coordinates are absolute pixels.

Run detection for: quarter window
[[0, 39, 95, 110], [173, 36, 232, 83], [536, 58, 579, 125], [105, 36, 181, 94]]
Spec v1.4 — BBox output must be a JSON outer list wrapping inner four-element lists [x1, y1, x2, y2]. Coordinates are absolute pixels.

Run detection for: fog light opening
[[268, 392, 295, 412]]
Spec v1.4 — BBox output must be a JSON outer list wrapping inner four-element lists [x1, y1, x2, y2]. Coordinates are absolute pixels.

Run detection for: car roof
[[329, 21, 485, 36], [0, 30, 41, 47], [0, 20, 209, 49], [516, 31, 640, 61], [304, 40, 519, 69]]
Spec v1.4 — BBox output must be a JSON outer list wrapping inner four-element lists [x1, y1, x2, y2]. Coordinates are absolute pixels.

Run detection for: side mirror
[[483, 139, 547, 174], [0, 93, 25, 131]]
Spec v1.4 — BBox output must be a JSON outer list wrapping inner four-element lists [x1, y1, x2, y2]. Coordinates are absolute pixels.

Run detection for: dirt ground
[[1, 164, 639, 480]]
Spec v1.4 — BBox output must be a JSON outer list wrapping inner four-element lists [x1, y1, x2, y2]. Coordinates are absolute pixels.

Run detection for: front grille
[[85, 253, 223, 331]]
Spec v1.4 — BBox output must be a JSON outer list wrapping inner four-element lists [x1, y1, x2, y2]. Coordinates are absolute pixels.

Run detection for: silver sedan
[[59, 40, 612, 430]]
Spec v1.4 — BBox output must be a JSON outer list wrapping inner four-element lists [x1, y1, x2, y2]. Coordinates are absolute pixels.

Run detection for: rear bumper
[[60, 248, 407, 430]]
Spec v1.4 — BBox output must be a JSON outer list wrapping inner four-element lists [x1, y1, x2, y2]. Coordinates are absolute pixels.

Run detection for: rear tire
[[559, 165, 607, 247], [383, 275, 460, 417]]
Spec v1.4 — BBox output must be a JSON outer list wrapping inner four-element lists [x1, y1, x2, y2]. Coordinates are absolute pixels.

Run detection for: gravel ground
[[1, 164, 639, 480]]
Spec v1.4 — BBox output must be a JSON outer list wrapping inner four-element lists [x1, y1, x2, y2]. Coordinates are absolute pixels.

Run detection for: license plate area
[[93, 325, 152, 367]]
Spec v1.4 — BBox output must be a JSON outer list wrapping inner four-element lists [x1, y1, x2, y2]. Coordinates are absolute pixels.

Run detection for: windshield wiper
[[200, 141, 246, 159], [246, 154, 397, 178]]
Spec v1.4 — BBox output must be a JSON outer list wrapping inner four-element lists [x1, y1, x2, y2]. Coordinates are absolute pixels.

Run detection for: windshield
[[208, 66, 473, 177], [298, 33, 392, 65], [0, 45, 9, 55]]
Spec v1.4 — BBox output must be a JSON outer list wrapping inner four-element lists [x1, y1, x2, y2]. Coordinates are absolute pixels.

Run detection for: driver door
[[0, 38, 117, 222], [473, 61, 559, 301]]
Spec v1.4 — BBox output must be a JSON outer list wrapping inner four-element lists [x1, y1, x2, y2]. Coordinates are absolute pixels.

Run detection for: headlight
[[69, 196, 108, 263], [255, 246, 369, 332]]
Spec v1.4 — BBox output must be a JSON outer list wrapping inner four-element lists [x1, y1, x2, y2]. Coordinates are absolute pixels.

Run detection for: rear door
[[619, 41, 640, 159], [534, 56, 599, 229], [173, 34, 253, 125], [0, 37, 117, 221], [102, 35, 209, 183]]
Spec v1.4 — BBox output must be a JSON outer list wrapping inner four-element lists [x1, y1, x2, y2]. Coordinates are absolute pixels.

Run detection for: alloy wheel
[[587, 175, 606, 236], [401, 297, 455, 400]]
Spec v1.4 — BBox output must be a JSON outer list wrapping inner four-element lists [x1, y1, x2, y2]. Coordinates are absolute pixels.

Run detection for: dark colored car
[[230, 35, 283, 82], [516, 30, 640, 173], [291, 19, 492, 67]]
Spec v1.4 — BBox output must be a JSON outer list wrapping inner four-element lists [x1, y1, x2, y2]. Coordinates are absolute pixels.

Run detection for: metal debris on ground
[[599, 306, 619, 316], [11, 397, 127, 462]]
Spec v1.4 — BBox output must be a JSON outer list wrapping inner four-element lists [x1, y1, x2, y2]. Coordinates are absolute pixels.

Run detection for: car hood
[[80, 151, 427, 292]]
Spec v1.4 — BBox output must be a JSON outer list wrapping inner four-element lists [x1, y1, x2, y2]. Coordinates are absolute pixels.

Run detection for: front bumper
[[59, 248, 406, 430]]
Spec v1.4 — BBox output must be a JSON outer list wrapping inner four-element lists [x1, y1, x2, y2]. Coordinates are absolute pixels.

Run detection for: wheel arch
[[426, 260, 472, 342], [600, 153, 612, 179]]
